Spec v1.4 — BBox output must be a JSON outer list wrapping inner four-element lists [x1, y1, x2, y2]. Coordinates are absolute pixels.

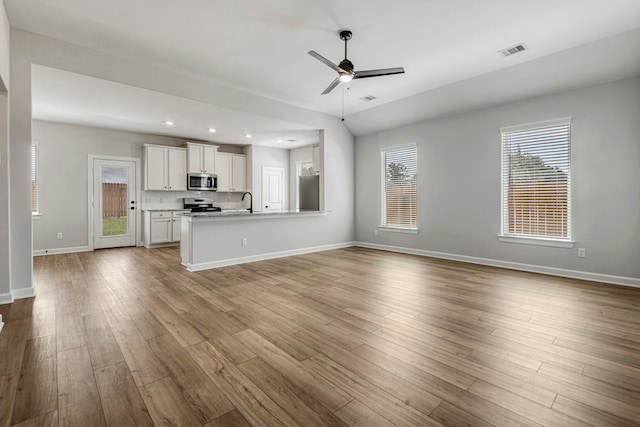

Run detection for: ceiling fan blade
[[308, 50, 344, 73], [354, 67, 405, 79], [321, 77, 341, 95]]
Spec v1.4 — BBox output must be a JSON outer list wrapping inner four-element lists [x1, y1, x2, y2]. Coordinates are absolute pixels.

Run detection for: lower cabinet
[[144, 210, 189, 247]]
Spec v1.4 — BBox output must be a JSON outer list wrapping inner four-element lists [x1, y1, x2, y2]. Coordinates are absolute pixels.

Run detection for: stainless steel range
[[183, 197, 222, 213]]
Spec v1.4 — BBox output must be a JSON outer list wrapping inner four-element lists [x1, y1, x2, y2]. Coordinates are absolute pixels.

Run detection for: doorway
[[262, 166, 285, 212], [90, 157, 138, 249]]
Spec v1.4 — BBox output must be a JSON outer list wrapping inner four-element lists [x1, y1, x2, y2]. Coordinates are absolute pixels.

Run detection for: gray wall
[[9, 29, 355, 295], [32, 120, 187, 251], [250, 145, 289, 212], [355, 77, 640, 282]]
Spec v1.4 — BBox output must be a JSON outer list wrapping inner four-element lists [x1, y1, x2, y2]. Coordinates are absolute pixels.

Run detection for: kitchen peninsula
[[180, 210, 329, 271]]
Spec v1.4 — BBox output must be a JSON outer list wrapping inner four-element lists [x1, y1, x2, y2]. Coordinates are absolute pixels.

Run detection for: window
[[381, 145, 417, 230], [501, 118, 571, 241], [31, 142, 40, 215], [299, 162, 315, 177]]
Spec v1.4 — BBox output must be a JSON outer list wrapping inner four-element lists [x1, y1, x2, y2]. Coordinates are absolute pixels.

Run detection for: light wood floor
[[1, 247, 640, 426]]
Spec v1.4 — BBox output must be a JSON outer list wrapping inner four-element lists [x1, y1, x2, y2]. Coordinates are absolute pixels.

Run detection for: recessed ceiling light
[[245, 133, 252, 138], [208, 128, 216, 133], [165, 120, 174, 126], [287, 139, 297, 143], [360, 95, 377, 102], [277, 139, 283, 144]]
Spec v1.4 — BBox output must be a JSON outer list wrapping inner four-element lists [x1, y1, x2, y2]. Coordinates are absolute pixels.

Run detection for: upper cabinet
[[144, 144, 187, 191], [216, 153, 247, 192], [187, 142, 218, 174]]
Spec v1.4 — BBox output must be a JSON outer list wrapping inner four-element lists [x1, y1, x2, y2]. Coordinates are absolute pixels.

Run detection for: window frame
[[498, 118, 574, 247], [379, 143, 418, 234], [31, 142, 41, 219]]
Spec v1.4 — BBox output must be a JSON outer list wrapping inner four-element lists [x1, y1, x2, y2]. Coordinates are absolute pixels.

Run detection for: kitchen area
[[140, 140, 326, 269]]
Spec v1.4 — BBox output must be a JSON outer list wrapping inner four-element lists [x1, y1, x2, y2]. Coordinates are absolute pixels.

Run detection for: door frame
[[261, 166, 285, 212], [87, 155, 142, 251]]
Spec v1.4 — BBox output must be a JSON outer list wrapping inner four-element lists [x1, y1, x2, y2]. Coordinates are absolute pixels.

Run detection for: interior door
[[93, 158, 136, 249], [262, 166, 284, 212]]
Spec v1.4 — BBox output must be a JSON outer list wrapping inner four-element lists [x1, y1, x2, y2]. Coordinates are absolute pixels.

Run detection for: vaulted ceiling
[[5, 0, 640, 140]]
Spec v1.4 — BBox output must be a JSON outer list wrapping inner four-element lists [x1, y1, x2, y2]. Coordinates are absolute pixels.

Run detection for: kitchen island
[[180, 210, 338, 271]]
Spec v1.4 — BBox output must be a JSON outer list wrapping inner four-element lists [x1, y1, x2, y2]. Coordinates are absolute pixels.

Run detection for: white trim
[[88, 155, 142, 251], [378, 226, 419, 234], [497, 235, 575, 248], [354, 241, 640, 289], [0, 292, 12, 305], [32, 214, 42, 220], [500, 118, 572, 241], [184, 242, 355, 272], [500, 117, 572, 133], [380, 143, 418, 229], [33, 246, 92, 256], [0, 314, 3, 333], [12, 287, 36, 300], [380, 142, 418, 152]]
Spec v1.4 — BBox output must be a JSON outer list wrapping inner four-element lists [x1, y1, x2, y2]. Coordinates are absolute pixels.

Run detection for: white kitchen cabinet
[[149, 212, 172, 244], [144, 210, 189, 247], [144, 144, 187, 191], [216, 153, 247, 192], [187, 142, 218, 174]]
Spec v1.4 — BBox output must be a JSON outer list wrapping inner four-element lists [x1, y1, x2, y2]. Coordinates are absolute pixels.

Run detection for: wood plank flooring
[[1, 246, 640, 426]]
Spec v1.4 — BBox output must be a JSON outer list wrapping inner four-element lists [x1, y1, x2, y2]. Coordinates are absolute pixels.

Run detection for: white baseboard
[[13, 287, 36, 300], [185, 242, 356, 272], [0, 314, 3, 333], [0, 292, 12, 305], [33, 246, 92, 256], [0, 286, 36, 306], [355, 241, 640, 289]]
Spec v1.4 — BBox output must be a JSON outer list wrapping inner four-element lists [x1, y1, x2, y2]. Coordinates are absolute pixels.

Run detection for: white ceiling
[[31, 65, 320, 148], [6, 0, 640, 140]]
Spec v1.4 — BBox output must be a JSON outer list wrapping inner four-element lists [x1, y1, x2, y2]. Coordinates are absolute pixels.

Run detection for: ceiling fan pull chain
[[341, 84, 345, 121]]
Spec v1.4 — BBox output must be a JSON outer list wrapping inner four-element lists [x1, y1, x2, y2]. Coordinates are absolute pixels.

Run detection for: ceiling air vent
[[498, 43, 527, 57], [360, 95, 377, 102]]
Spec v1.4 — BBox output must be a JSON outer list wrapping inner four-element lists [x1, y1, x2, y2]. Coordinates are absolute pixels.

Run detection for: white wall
[[9, 29, 355, 294], [355, 77, 640, 284], [0, 1, 10, 303], [250, 145, 289, 212]]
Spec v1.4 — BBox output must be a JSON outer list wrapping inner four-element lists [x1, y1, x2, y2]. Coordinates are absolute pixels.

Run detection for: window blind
[[501, 120, 571, 239], [381, 145, 417, 228], [31, 143, 39, 213]]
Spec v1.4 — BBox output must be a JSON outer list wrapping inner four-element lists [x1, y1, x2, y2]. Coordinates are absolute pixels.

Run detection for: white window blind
[[31, 143, 39, 214], [381, 145, 417, 228], [501, 119, 571, 240]]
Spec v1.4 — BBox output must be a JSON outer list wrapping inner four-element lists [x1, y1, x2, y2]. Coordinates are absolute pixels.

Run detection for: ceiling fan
[[308, 30, 405, 95]]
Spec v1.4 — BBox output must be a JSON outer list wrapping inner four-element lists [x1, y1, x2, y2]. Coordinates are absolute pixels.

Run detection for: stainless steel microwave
[[187, 173, 217, 191]]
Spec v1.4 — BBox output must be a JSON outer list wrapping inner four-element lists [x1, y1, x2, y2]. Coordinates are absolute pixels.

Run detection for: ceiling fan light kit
[[308, 29, 405, 95]]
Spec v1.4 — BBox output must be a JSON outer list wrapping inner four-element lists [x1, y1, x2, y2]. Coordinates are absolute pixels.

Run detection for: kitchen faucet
[[242, 192, 253, 213]]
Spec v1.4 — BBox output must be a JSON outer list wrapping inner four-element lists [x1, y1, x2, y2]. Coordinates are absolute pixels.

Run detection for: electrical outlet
[[241, 237, 248, 246], [57, 232, 63, 240], [374, 229, 379, 236], [578, 248, 586, 258]]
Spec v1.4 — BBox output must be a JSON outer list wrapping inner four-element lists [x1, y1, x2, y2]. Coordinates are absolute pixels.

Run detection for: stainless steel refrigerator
[[299, 175, 319, 211]]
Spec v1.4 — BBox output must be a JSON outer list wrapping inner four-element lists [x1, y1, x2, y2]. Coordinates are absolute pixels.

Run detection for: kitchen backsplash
[[141, 191, 249, 210]]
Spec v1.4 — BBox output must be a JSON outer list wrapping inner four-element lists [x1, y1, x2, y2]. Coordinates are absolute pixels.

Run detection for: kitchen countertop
[[141, 208, 190, 212], [183, 210, 328, 220]]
